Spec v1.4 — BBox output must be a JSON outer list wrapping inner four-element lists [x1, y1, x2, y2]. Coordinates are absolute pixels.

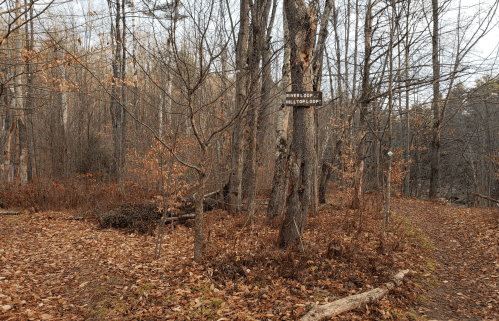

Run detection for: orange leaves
[[1, 189, 458, 320]]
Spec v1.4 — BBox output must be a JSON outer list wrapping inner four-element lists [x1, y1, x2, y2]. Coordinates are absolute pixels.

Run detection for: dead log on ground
[[299, 269, 410, 321], [163, 214, 195, 224], [471, 192, 499, 204], [0, 211, 19, 215]]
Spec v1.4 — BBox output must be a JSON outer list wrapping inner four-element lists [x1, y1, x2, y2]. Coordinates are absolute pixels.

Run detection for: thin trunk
[[383, 0, 395, 234], [159, 93, 164, 137], [332, 4, 342, 109], [403, 0, 411, 196], [429, 0, 440, 199], [257, 0, 277, 155], [350, 0, 372, 209], [313, 0, 333, 205], [120, 0, 127, 177], [24, 0, 34, 182], [194, 170, 206, 262], [3, 122, 16, 183], [13, 0, 23, 183], [108, 0, 126, 181], [229, 0, 249, 215], [267, 6, 291, 220]]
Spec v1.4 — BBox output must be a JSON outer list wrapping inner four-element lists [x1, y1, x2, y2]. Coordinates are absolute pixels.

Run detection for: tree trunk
[[108, 0, 127, 182], [313, 0, 333, 205], [267, 6, 291, 221], [229, 0, 249, 215], [24, 0, 35, 182], [402, 0, 411, 196], [278, 0, 317, 248], [246, 0, 267, 220], [3, 120, 16, 183], [13, 0, 23, 183], [383, 0, 396, 234], [350, 1, 373, 209], [257, 0, 277, 162], [194, 170, 206, 262], [429, 0, 440, 199]]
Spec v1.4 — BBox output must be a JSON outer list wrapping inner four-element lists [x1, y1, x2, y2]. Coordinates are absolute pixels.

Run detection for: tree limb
[[299, 269, 410, 321], [472, 193, 499, 204]]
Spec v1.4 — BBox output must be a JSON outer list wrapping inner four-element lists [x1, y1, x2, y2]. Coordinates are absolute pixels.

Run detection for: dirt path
[[393, 198, 499, 321]]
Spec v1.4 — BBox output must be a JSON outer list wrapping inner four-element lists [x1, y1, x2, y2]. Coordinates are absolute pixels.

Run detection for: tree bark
[[108, 0, 127, 182], [350, 1, 373, 209], [403, 0, 411, 196], [429, 0, 440, 199], [13, 0, 24, 183], [194, 170, 206, 262], [257, 0, 277, 161], [383, 0, 396, 233], [314, 0, 334, 205], [24, 0, 35, 182], [245, 0, 265, 220], [278, 0, 317, 248], [229, 0, 249, 215], [267, 6, 291, 221]]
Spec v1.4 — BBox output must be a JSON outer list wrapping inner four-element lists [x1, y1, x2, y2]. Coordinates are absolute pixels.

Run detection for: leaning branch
[[472, 192, 499, 204], [299, 270, 410, 321]]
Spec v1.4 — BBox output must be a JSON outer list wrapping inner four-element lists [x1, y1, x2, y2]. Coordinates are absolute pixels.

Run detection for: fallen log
[[471, 192, 499, 204], [0, 211, 19, 215], [299, 269, 410, 321], [163, 214, 195, 224]]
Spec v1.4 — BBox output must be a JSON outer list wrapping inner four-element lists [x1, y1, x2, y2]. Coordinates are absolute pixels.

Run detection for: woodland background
[[2, 1, 499, 320], [1, 0, 499, 255]]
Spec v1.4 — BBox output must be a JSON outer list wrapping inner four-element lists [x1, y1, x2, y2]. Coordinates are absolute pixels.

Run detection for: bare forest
[[1, 0, 499, 320]]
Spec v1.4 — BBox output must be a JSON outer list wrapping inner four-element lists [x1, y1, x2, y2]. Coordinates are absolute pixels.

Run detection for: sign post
[[285, 91, 322, 107]]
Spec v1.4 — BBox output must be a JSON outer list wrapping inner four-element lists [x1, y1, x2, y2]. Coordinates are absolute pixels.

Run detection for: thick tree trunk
[[429, 0, 440, 199], [278, 0, 317, 248]]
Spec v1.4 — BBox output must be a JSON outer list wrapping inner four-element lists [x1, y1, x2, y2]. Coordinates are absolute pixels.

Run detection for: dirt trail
[[393, 198, 499, 321]]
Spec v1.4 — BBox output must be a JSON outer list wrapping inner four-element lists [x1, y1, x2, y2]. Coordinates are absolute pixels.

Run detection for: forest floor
[[393, 198, 499, 320], [0, 192, 498, 320]]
